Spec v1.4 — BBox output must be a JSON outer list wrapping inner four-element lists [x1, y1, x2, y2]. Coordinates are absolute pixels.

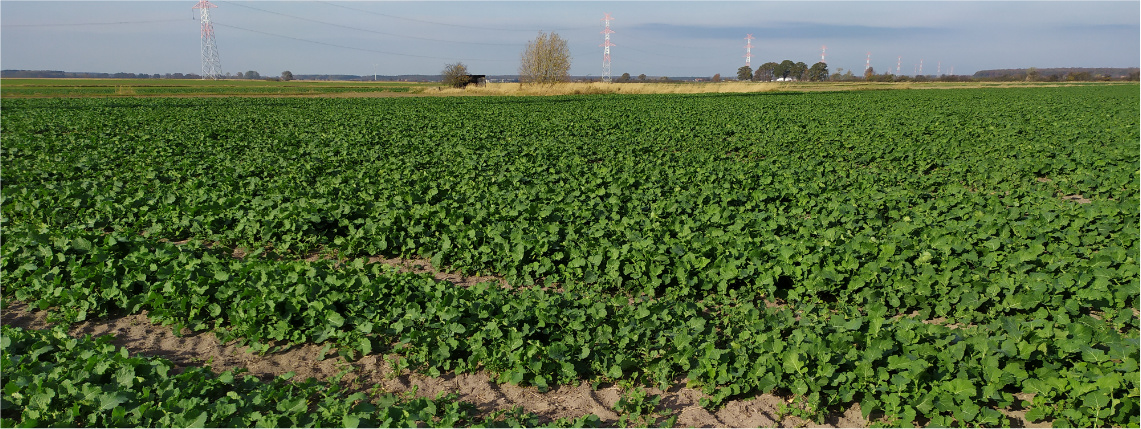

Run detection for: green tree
[[777, 60, 795, 80], [807, 62, 829, 81], [281, 71, 293, 81], [617, 72, 632, 83], [245, 70, 260, 80], [519, 32, 571, 85], [754, 62, 777, 81], [441, 62, 470, 88], [638, 73, 647, 82], [737, 65, 753, 81], [864, 66, 875, 80], [792, 62, 808, 81], [711, 73, 721, 82]]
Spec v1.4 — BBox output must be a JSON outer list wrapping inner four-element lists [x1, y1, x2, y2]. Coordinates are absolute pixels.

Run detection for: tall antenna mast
[[949, 66, 954, 76], [896, 56, 901, 75], [865, 52, 871, 73], [937, 61, 941, 76], [919, 59, 924, 76], [193, 0, 221, 80], [600, 13, 615, 83], [821, 45, 827, 64], [744, 34, 755, 67]]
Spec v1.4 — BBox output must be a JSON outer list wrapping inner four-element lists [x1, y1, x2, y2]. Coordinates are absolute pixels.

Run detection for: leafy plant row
[[1, 86, 1138, 426], [0, 324, 601, 428], [2, 88, 1137, 322], [3, 225, 1137, 426]]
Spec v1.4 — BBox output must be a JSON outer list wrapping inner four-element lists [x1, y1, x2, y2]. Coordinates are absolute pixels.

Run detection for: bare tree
[[1025, 67, 1040, 82], [519, 32, 571, 85], [441, 62, 470, 88]]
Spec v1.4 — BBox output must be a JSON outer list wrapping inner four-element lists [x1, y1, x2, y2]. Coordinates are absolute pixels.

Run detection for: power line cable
[[213, 21, 513, 62], [317, 1, 594, 33], [5, 18, 186, 27], [220, 1, 525, 47]]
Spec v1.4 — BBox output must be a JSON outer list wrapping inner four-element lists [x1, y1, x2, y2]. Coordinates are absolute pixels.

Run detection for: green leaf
[[608, 365, 624, 379], [29, 390, 54, 410], [1082, 390, 1111, 409], [358, 337, 373, 356], [634, 307, 651, 319], [98, 392, 129, 411], [278, 397, 308, 414], [507, 370, 524, 385], [72, 237, 93, 253], [343, 414, 361, 428], [328, 312, 345, 328], [578, 345, 591, 359], [1024, 406, 1050, 422], [946, 377, 976, 398]]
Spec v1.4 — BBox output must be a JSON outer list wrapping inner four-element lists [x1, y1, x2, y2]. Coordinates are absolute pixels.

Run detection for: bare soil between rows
[[4, 236, 1064, 428], [3, 300, 867, 428]]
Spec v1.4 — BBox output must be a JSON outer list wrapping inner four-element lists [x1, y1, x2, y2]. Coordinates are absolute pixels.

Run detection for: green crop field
[[0, 78, 429, 97], [2, 85, 1138, 427]]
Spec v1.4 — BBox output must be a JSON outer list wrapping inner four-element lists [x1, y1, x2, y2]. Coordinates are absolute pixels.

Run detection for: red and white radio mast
[[896, 56, 901, 75], [820, 45, 827, 64], [744, 34, 755, 67], [600, 13, 615, 83], [192, 0, 221, 80], [865, 52, 871, 73]]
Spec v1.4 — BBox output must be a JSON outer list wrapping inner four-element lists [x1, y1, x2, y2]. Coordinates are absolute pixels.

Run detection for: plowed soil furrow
[[1, 300, 869, 428]]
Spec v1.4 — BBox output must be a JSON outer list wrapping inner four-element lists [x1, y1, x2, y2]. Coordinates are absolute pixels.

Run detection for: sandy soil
[[0, 247, 1052, 427], [2, 300, 868, 428]]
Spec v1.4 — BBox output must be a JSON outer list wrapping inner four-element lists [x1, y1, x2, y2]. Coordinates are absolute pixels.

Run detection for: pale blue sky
[[2, 1, 1138, 77]]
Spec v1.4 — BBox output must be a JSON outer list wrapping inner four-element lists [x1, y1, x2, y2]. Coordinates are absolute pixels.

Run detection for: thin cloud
[[629, 22, 954, 41]]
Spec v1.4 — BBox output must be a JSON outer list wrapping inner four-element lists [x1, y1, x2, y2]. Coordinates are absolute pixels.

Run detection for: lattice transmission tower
[[600, 13, 615, 83], [744, 34, 755, 67], [193, 0, 222, 80]]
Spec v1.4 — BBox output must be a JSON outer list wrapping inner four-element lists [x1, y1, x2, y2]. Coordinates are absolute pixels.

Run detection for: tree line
[[2, 69, 298, 81], [734, 60, 830, 82], [973, 67, 1140, 82]]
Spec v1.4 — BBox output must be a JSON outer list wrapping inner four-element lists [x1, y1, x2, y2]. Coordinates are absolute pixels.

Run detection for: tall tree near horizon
[[808, 62, 829, 81], [778, 60, 796, 80], [519, 32, 571, 85], [755, 62, 777, 81], [737, 65, 753, 81], [792, 62, 808, 81]]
